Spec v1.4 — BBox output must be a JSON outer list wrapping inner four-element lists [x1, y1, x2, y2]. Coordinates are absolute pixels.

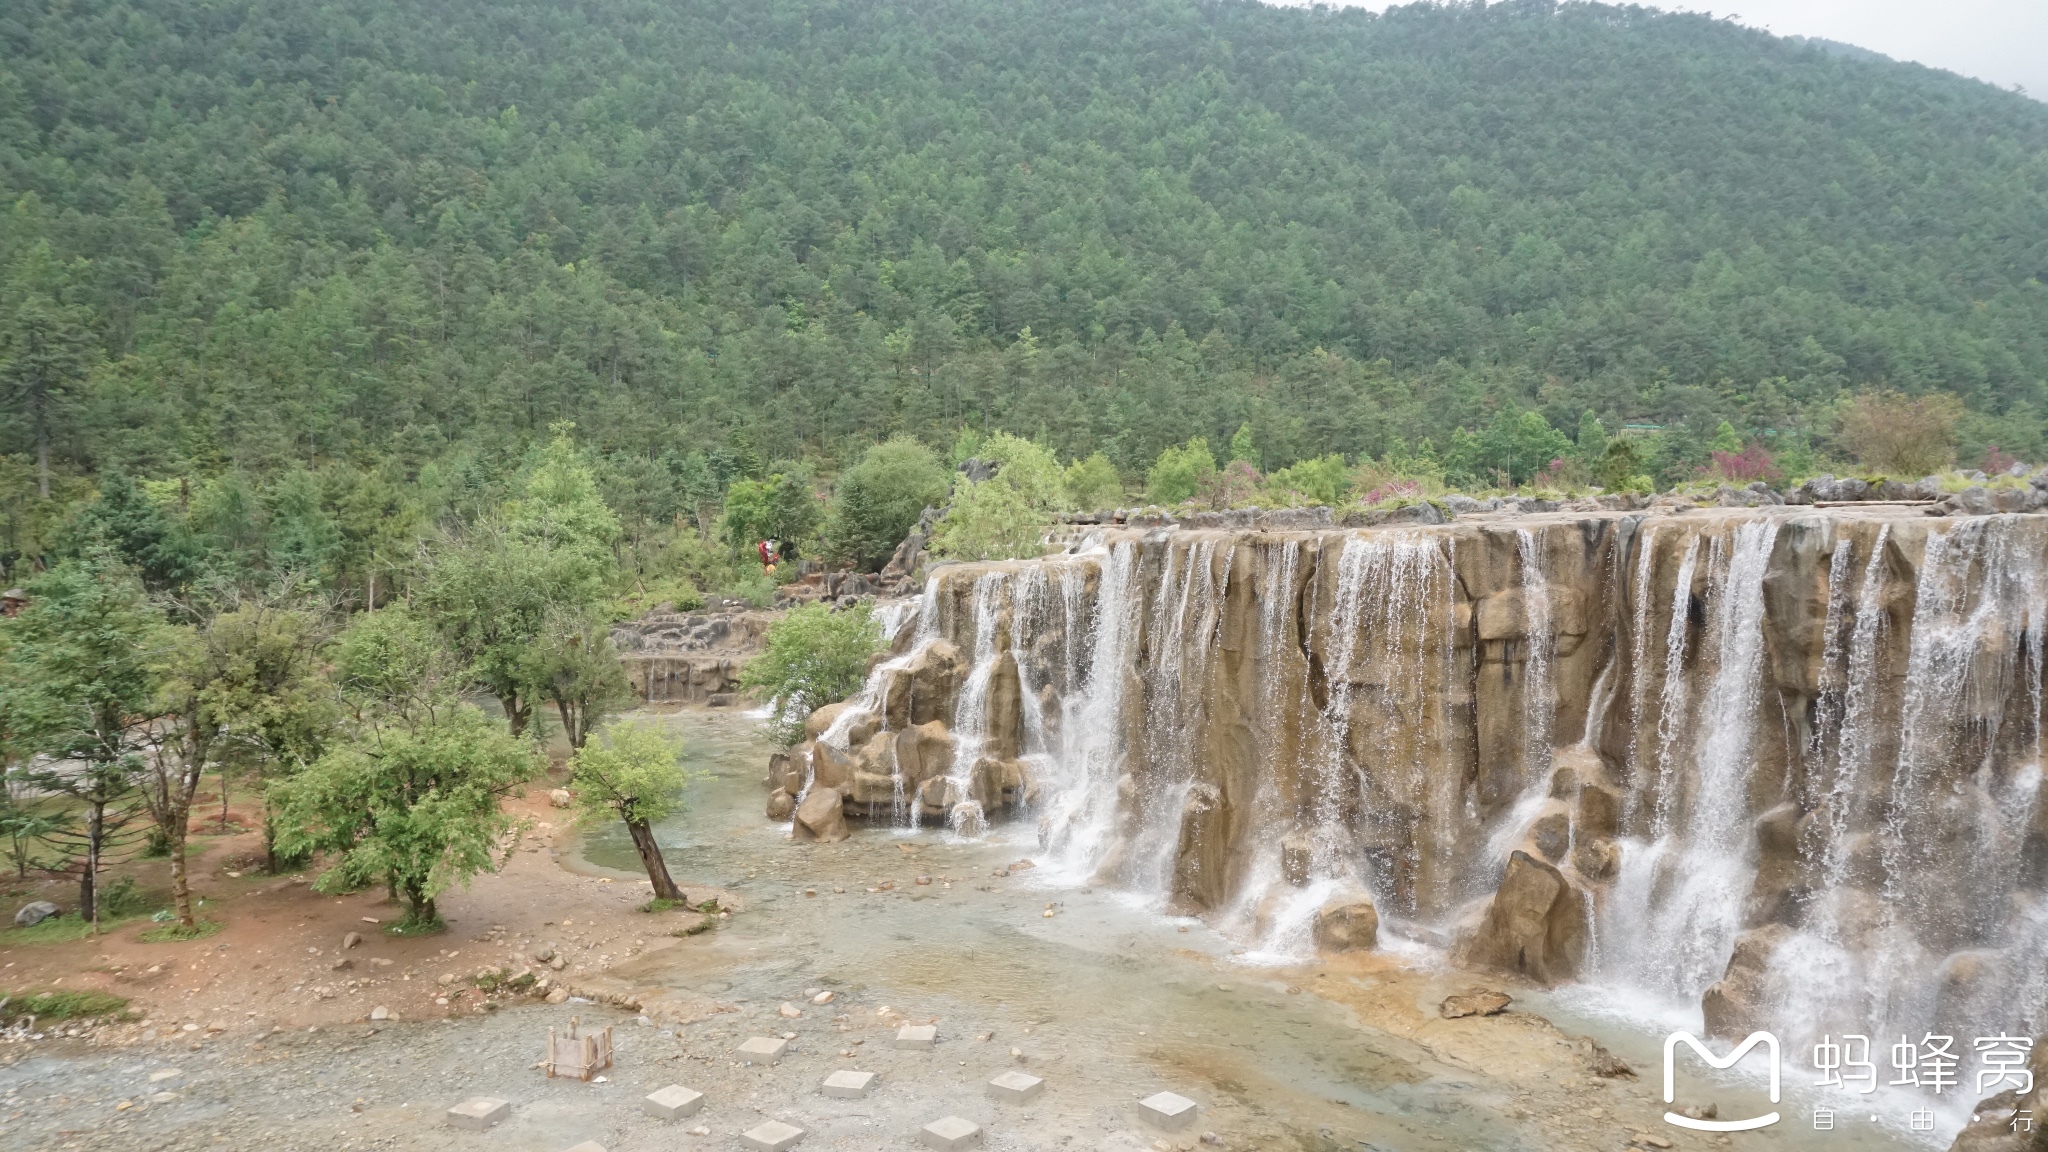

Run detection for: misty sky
[[1302, 1, 2048, 101]]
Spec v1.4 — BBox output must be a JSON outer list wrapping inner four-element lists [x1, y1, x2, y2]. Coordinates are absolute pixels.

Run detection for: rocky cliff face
[[611, 610, 772, 705], [779, 507, 2048, 1048]]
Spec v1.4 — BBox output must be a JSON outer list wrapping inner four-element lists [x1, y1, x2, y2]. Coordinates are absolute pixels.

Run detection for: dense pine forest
[[2, 0, 2048, 581]]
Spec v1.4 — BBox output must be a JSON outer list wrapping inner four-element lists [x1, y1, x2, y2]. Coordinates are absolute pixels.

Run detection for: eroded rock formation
[[778, 506, 2048, 1051], [612, 610, 771, 705]]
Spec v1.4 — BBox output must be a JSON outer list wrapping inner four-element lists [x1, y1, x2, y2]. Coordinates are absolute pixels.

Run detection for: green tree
[[740, 603, 883, 745], [1597, 437, 1650, 492], [824, 437, 951, 572], [0, 552, 168, 921], [1063, 452, 1123, 511], [526, 607, 632, 750], [1837, 390, 1963, 477], [272, 705, 539, 931], [419, 526, 599, 736], [723, 468, 822, 559], [1708, 421, 1744, 455], [1147, 437, 1217, 505], [570, 720, 699, 901], [0, 239, 97, 500], [1228, 422, 1258, 466], [1576, 412, 1608, 466], [509, 425, 623, 569], [1267, 454, 1351, 506], [1450, 410, 1575, 487]]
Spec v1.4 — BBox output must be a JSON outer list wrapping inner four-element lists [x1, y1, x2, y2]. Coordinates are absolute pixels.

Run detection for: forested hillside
[[3, 0, 2047, 543]]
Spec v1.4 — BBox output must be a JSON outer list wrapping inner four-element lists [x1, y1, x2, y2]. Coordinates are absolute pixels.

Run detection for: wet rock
[[1312, 891, 1378, 952], [918, 776, 961, 814], [810, 742, 857, 792], [793, 788, 849, 843], [1571, 838, 1619, 881], [1530, 811, 1570, 863], [1460, 851, 1588, 986], [549, 789, 573, 809], [1171, 783, 1230, 911], [1574, 1035, 1635, 1078], [804, 702, 849, 741], [1700, 923, 1794, 1040], [895, 721, 956, 785], [1280, 831, 1314, 887], [14, 900, 58, 927], [1439, 989, 1511, 1018], [766, 788, 795, 821]]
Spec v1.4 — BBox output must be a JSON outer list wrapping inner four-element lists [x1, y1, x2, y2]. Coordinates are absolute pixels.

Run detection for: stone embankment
[[611, 610, 772, 706]]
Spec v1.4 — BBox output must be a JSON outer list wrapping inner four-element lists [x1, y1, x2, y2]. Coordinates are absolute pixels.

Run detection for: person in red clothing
[[757, 537, 781, 577]]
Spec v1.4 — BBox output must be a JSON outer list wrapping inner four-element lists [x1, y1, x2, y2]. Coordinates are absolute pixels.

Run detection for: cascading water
[[796, 506, 2048, 1086]]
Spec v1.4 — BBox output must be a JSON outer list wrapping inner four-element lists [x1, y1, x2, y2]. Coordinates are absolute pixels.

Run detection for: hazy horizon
[[1286, 0, 2048, 103]]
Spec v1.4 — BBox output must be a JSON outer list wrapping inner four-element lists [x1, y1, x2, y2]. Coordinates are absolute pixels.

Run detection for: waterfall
[[799, 507, 2048, 1060], [1516, 529, 1555, 792], [1599, 519, 1779, 1003]]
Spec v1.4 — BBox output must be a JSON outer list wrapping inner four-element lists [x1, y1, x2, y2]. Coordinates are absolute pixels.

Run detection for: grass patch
[[643, 896, 725, 914], [383, 917, 446, 938], [670, 913, 718, 938], [137, 918, 223, 943], [0, 989, 133, 1021], [0, 912, 146, 945]]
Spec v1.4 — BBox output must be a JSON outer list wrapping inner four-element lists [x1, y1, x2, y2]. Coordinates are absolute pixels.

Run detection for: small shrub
[[1, 989, 132, 1021], [1062, 453, 1123, 510], [1838, 390, 1962, 476], [672, 914, 718, 937], [741, 602, 883, 744], [1146, 438, 1216, 504], [383, 916, 447, 938]]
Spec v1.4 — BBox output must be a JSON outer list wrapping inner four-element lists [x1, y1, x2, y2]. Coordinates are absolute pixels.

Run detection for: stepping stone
[[822, 1069, 878, 1099], [987, 1069, 1043, 1102], [643, 1083, 705, 1119], [1138, 1091, 1198, 1131], [737, 1036, 790, 1063], [563, 1143, 606, 1152], [739, 1119, 806, 1151], [920, 1116, 983, 1150], [445, 1097, 510, 1131], [895, 1024, 937, 1050]]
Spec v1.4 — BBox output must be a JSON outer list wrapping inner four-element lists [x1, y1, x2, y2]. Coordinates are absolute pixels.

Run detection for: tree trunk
[[557, 697, 586, 749], [168, 820, 194, 927], [80, 799, 102, 923], [626, 817, 684, 901], [32, 396, 49, 500], [501, 693, 530, 737]]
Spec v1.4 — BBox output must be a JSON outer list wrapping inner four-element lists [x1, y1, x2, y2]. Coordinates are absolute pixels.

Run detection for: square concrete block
[[987, 1070, 1043, 1103], [737, 1036, 790, 1063], [920, 1116, 982, 1150], [822, 1069, 878, 1099], [445, 1096, 510, 1130], [563, 1143, 606, 1152], [1138, 1091, 1198, 1131], [642, 1083, 705, 1119], [894, 1024, 937, 1050], [739, 1120, 805, 1152]]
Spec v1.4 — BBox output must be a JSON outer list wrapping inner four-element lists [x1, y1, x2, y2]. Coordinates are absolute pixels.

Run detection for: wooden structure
[[544, 1016, 614, 1081]]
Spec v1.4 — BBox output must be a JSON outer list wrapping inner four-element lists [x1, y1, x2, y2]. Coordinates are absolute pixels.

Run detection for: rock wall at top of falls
[[782, 507, 2048, 1049]]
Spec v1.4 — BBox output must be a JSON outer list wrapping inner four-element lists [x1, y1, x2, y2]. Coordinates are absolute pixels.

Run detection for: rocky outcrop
[[793, 787, 849, 843], [612, 610, 772, 705], [779, 502, 2048, 1050], [1312, 891, 1379, 952], [1459, 852, 1588, 986]]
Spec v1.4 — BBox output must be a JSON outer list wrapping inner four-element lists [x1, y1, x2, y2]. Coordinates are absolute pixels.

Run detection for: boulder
[[1312, 891, 1378, 952], [803, 702, 849, 742], [1440, 989, 1511, 1018], [1571, 837, 1619, 881], [793, 787, 849, 843], [766, 788, 795, 820], [1460, 851, 1588, 986], [811, 742, 857, 792], [918, 776, 961, 815], [549, 788, 573, 809], [891, 641, 963, 727], [894, 721, 955, 784], [1530, 811, 1570, 863], [1700, 923, 1793, 1040], [13, 900, 58, 927], [848, 771, 899, 807], [767, 748, 802, 795]]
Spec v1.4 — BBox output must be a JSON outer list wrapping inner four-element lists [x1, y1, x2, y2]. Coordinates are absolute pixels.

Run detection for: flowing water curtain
[[1598, 519, 1780, 1002], [1039, 538, 1140, 875], [1119, 535, 1232, 896]]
